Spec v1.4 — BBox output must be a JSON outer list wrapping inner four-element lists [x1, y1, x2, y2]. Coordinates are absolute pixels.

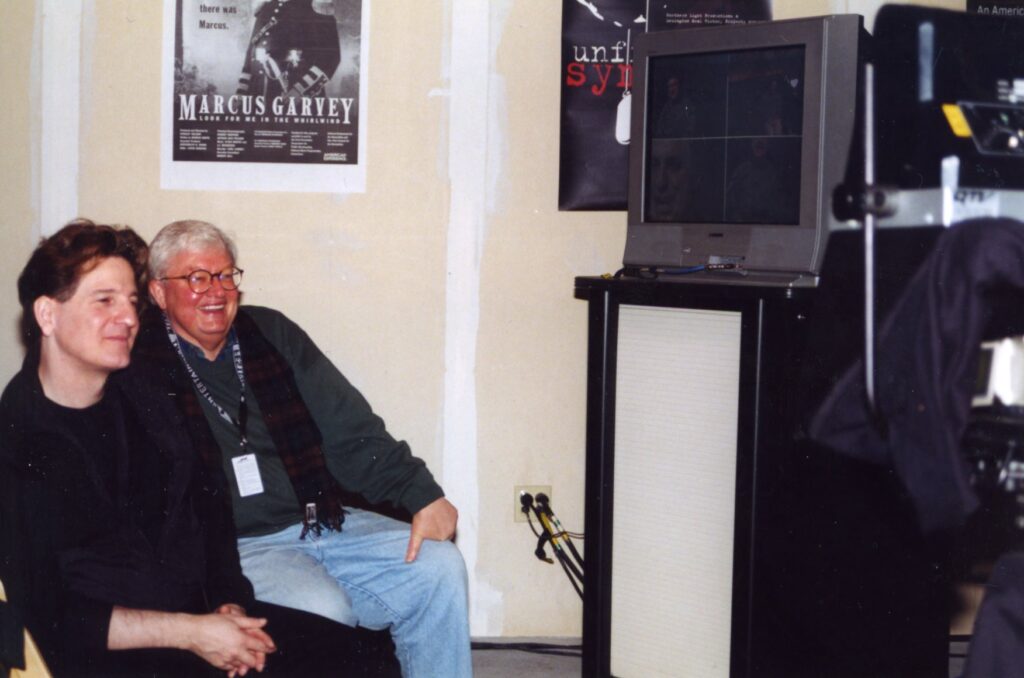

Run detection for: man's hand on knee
[[406, 497, 459, 562]]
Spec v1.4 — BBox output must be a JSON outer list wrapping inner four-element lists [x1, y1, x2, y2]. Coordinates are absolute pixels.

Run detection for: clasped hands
[[193, 603, 276, 677]]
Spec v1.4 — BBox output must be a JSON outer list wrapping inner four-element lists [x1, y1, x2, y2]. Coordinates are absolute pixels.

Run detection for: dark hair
[[18, 219, 149, 346]]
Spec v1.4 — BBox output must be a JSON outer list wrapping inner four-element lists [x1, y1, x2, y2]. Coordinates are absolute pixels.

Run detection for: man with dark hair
[[135, 220, 472, 678], [0, 219, 398, 677]]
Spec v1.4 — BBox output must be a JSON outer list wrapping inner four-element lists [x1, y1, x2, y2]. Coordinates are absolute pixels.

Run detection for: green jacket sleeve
[[245, 307, 445, 515]]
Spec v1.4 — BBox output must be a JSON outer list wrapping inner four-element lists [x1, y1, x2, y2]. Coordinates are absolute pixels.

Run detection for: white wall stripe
[[444, 0, 504, 636], [39, 0, 82, 236]]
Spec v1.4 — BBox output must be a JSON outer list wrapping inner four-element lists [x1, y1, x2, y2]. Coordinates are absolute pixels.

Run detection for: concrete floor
[[471, 639, 581, 678], [468, 638, 970, 678]]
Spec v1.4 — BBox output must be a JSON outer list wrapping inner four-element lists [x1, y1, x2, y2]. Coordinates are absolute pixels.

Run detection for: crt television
[[624, 15, 865, 286]]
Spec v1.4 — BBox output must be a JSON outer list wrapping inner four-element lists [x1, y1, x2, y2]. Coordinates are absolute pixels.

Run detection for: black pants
[[73, 601, 399, 677]]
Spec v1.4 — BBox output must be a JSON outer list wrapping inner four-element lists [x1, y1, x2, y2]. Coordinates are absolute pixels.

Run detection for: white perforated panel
[[609, 305, 742, 677]]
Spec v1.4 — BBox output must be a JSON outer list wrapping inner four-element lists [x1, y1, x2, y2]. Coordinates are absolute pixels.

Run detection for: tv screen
[[625, 15, 863, 286], [645, 46, 805, 225]]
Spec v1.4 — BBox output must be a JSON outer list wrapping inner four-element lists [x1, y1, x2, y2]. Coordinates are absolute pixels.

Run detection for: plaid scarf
[[135, 308, 345, 537]]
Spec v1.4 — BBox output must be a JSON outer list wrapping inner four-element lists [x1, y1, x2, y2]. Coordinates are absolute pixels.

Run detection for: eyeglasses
[[159, 267, 244, 294]]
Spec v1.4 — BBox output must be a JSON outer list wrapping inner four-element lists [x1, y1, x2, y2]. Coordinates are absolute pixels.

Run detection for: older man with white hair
[[133, 219, 472, 678]]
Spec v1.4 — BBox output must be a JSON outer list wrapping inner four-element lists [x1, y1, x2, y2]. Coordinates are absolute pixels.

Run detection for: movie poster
[[161, 0, 369, 193], [559, 0, 771, 211]]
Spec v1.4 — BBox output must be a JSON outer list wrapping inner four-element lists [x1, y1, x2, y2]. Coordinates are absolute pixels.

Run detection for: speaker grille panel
[[610, 305, 742, 677]]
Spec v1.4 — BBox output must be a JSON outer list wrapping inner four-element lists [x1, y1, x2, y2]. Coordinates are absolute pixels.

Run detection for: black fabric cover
[[810, 218, 1024, 533]]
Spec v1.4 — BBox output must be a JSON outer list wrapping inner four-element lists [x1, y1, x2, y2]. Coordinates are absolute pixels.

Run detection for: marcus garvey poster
[[161, 0, 369, 193], [559, 0, 771, 210]]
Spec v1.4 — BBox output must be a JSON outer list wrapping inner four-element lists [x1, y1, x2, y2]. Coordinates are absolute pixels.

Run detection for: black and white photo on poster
[[559, 0, 771, 211], [161, 0, 369, 193]]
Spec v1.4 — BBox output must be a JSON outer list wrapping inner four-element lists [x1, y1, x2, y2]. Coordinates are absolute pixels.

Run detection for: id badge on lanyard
[[232, 453, 265, 497], [165, 315, 264, 497]]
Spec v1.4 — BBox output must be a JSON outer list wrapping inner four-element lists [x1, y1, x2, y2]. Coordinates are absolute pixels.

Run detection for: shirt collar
[[175, 327, 237, 364]]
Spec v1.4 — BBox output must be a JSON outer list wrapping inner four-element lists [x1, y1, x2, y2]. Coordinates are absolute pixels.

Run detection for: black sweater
[[0, 354, 254, 674]]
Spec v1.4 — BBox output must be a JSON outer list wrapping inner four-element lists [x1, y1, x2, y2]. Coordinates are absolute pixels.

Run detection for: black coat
[[0, 353, 254, 673], [237, 0, 341, 98], [809, 218, 1024, 532]]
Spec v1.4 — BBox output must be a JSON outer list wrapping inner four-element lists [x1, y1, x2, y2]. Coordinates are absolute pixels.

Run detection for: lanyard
[[163, 314, 249, 453]]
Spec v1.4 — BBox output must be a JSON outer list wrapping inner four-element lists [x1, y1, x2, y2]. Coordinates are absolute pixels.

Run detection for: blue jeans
[[237, 509, 472, 678]]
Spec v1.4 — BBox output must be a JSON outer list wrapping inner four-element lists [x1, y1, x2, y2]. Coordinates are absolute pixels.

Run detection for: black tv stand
[[575, 230, 951, 677]]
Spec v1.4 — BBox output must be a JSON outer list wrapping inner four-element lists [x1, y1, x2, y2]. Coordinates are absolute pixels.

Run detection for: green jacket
[[133, 305, 444, 536]]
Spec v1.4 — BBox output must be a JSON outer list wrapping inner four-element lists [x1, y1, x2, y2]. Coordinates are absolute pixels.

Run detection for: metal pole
[[864, 63, 878, 414]]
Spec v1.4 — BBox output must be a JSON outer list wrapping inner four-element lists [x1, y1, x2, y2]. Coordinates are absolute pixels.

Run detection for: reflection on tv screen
[[644, 46, 805, 225]]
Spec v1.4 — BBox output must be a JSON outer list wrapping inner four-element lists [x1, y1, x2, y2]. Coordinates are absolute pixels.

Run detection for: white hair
[[148, 220, 238, 279]]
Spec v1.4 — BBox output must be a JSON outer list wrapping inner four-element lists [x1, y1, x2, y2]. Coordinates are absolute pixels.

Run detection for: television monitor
[[624, 15, 865, 286]]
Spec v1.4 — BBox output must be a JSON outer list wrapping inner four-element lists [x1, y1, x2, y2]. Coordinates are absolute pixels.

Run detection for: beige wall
[[0, 1, 39, 378], [2, 0, 970, 640], [477, 3, 623, 636]]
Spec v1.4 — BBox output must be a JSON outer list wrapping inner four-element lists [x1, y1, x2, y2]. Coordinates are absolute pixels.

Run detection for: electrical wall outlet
[[514, 485, 552, 523]]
